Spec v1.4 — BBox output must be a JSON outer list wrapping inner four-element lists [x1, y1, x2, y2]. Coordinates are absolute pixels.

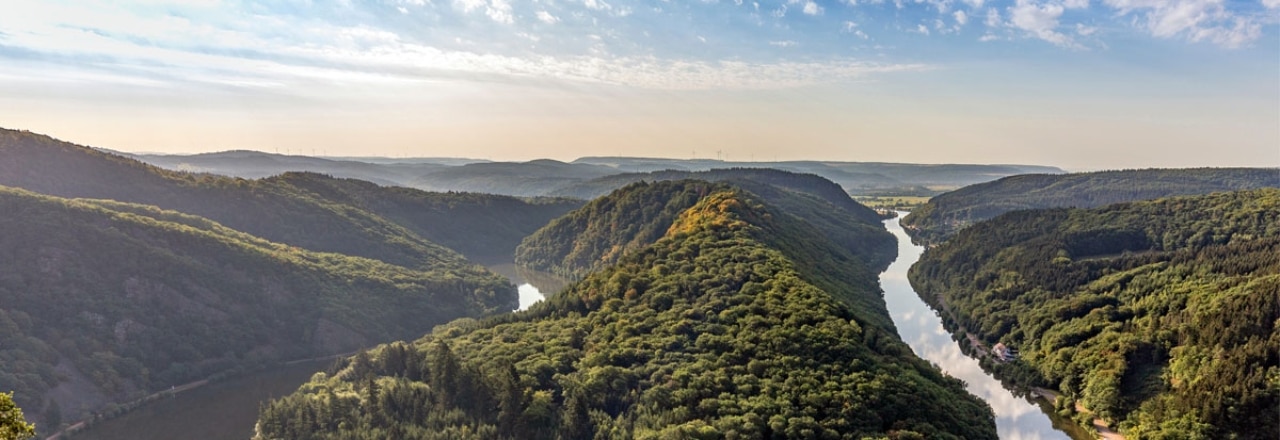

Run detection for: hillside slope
[[256, 184, 996, 439], [0, 187, 512, 431], [901, 168, 1280, 245], [909, 189, 1280, 438], [0, 128, 578, 267], [256, 173, 582, 262]]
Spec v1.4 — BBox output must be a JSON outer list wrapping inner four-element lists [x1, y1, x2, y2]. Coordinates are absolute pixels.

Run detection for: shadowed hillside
[[0, 187, 512, 432], [901, 168, 1280, 245], [0, 128, 579, 267]]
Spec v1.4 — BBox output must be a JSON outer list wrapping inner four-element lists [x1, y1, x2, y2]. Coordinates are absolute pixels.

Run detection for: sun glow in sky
[[1, 0, 1277, 169]]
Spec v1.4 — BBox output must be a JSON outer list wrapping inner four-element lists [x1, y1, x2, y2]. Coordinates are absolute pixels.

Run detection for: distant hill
[[0, 128, 578, 267], [574, 157, 1063, 194], [908, 189, 1280, 438], [901, 168, 1280, 245], [128, 150, 448, 187], [126, 146, 1063, 198], [0, 186, 512, 432], [409, 159, 618, 197], [256, 181, 996, 440]]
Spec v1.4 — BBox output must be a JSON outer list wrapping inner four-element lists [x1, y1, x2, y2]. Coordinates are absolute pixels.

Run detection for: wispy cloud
[[1008, 0, 1080, 48], [1102, 0, 1264, 48], [0, 0, 1273, 102]]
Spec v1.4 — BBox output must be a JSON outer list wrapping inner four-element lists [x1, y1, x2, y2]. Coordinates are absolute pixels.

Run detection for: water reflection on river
[[483, 262, 572, 310], [880, 214, 1087, 440]]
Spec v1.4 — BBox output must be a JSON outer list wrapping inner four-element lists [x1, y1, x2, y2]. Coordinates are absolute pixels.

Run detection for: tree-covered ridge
[[550, 168, 886, 225], [0, 128, 570, 270], [908, 189, 1280, 439], [518, 174, 895, 282], [900, 168, 1280, 245], [0, 186, 513, 432], [257, 187, 996, 440], [515, 180, 721, 279]]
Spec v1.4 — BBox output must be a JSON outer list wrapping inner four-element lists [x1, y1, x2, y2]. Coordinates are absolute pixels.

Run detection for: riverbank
[[1030, 388, 1125, 440], [879, 214, 1080, 439], [935, 301, 1126, 440]]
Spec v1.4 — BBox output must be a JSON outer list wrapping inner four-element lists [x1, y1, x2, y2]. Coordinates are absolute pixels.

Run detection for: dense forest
[[909, 189, 1280, 439], [0, 186, 514, 432], [901, 168, 1280, 244], [256, 182, 996, 439]]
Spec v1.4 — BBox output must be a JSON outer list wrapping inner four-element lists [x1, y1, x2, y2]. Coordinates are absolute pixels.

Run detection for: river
[[880, 214, 1091, 440], [72, 224, 1082, 440], [484, 262, 571, 311]]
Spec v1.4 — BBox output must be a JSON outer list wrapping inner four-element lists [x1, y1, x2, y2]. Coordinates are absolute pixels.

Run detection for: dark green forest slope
[[0, 128, 577, 267], [909, 189, 1280, 439], [901, 168, 1280, 244], [256, 183, 996, 440], [0, 186, 511, 429]]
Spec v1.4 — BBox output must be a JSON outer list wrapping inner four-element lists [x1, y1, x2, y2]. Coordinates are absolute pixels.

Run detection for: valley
[[1, 128, 1275, 440]]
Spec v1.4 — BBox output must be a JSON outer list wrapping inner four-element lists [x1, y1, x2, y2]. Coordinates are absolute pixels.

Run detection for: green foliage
[[1, 392, 35, 440], [910, 189, 1280, 439], [519, 174, 895, 280], [0, 186, 511, 428], [901, 168, 1280, 245], [257, 186, 996, 440], [515, 180, 721, 278]]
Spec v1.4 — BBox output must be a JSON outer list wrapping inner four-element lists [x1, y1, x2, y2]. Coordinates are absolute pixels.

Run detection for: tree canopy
[[910, 189, 1280, 439], [0, 392, 35, 440]]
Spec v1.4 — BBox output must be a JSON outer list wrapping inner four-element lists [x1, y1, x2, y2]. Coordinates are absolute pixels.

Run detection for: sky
[[0, 0, 1277, 170]]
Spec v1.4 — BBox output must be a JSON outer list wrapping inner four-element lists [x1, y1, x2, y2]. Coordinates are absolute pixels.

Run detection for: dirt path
[[1031, 387, 1126, 440]]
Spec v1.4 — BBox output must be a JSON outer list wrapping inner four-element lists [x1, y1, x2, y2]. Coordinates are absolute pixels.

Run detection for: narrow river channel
[[880, 214, 1089, 440], [73, 220, 1086, 440]]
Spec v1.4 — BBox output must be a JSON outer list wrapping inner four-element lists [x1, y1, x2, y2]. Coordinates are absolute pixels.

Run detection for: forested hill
[[519, 172, 895, 278], [0, 128, 578, 266], [900, 168, 1280, 245], [256, 184, 996, 439], [551, 168, 887, 225], [0, 186, 512, 432], [909, 189, 1280, 439], [257, 173, 582, 262]]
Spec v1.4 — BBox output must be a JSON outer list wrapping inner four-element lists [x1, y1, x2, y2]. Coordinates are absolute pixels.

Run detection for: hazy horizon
[[2, 0, 1277, 170]]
